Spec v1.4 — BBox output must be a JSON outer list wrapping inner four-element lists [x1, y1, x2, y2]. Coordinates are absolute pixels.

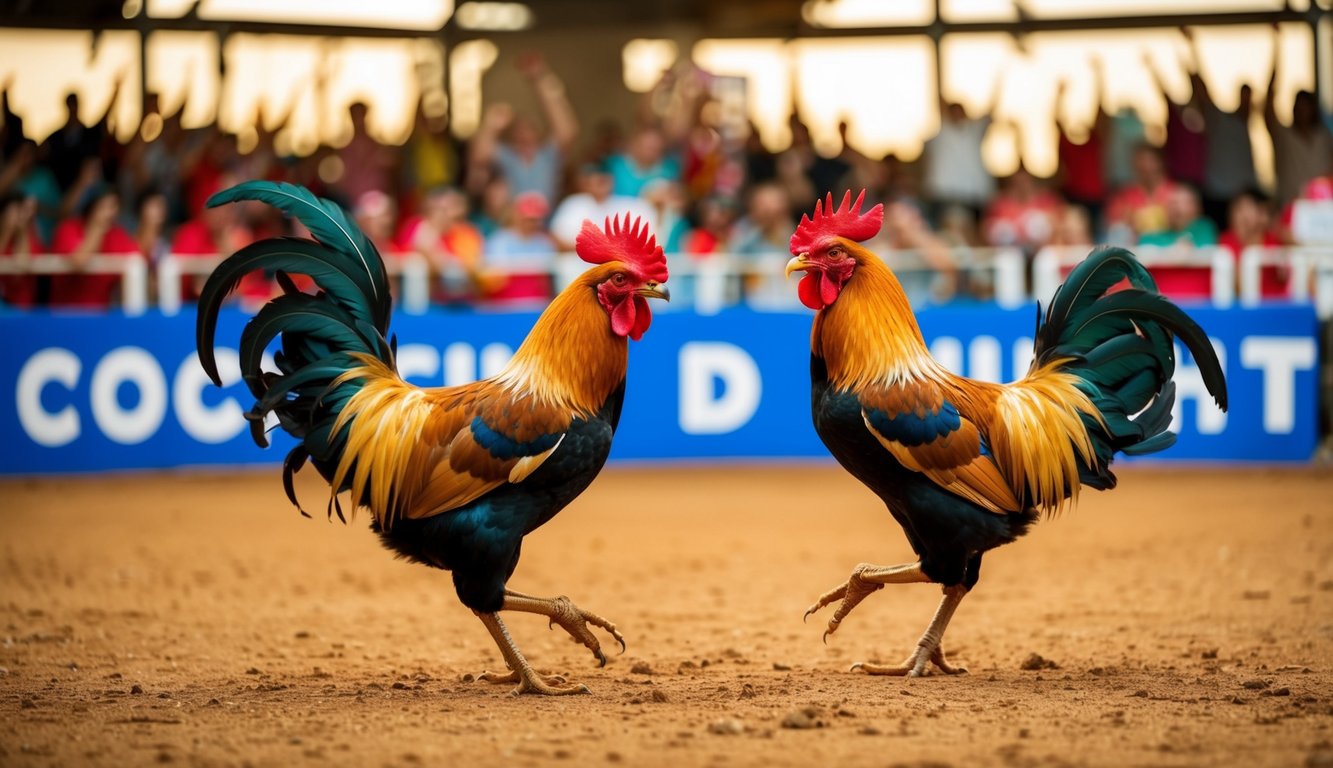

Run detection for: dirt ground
[[1, 464, 1331, 768]]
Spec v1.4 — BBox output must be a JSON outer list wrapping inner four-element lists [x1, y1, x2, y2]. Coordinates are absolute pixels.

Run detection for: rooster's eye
[[612, 273, 627, 286], [828, 247, 843, 258]]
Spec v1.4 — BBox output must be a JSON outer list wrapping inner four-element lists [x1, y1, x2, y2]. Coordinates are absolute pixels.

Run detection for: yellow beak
[[785, 254, 810, 278], [637, 282, 670, 301]]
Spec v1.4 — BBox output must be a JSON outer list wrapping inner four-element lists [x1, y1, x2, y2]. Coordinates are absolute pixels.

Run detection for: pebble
[[630, 662, 653, 675], [1020, 653, 1059, 671], [130, 684, 144, 695], [708, 718, 745, 735], [1241, 679, 1269, 690], [781, 707, 826, 730], [772, 662, 792, 671]]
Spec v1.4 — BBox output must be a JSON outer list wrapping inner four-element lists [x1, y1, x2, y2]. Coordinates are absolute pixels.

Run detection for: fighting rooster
[[196, 182, 669, 695], [787, 191, 1227, 677]]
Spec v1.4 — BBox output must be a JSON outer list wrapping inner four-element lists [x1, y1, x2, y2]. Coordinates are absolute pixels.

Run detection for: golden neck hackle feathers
[[493, 263, 630, 416], [812, 242, 948, 391]]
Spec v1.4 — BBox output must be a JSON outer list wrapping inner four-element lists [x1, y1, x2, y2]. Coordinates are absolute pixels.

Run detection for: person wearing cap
[[482, 190, 557, 308]]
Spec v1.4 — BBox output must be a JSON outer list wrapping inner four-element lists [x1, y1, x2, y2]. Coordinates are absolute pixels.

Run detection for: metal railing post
[[158, 255, 182, 316]]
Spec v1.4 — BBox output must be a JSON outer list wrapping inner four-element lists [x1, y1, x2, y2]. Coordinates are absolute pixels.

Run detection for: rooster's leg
[[474, 612, 591, 696], [804, 562, 930, 641], [851, 585, 969, 677], [497, 591, 626, 667]]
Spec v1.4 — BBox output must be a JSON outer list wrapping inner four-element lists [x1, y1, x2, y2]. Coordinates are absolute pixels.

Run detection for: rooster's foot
[[490, 667, 590, 696], [474, 669, 568, 686], [504, 592, 626, 667], [851, 645, 967, 677], [803, 562, 929, 641]]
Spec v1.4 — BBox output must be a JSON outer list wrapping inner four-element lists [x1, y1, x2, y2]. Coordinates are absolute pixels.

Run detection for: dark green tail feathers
[[1034, 246, 1228, 486], [194, 182, 396, 517]]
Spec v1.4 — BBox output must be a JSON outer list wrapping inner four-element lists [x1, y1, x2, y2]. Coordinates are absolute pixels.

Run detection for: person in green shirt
[[1138, 184, 1218, 248]]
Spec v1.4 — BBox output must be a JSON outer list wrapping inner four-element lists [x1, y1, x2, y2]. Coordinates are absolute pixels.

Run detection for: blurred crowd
[[1, 36, 1330, 312]]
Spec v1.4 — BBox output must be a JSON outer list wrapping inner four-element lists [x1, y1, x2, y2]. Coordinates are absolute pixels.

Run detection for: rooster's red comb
[[789, 189, 884, 256], [574, 214, 669, 282]]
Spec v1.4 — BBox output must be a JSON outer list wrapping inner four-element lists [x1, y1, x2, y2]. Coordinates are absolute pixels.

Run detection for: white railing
[[157, 251, 433, 316], [8, 245, 1332, 318], [555, 247, 1025, 315], [1033, 245, 1235, 309], [1239, 245, 1333, 319], [0, 254, 149, 315]]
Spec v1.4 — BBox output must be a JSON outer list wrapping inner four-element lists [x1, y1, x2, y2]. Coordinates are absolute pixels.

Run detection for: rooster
[[196, 181, 669, 695], [786, 191, 1227, 677]]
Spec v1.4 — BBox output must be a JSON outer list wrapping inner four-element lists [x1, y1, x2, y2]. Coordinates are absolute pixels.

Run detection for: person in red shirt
[[983, 166, 1063, 253], [399, 186, 492, 303], [50, 186, 141, 309], [1221, 188, 1285, 299], [171, 187, 260, 303], [0, 192, 42, 308], [1054, 74, 1107, 226], [1106, 144, 1179, 243]]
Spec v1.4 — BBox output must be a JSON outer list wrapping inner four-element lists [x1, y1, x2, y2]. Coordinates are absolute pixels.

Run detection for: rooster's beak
[[637, 282, 670, 301], [785, 254, 810, 278]]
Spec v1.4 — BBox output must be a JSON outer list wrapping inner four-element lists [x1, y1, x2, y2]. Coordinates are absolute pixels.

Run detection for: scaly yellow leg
[[804, 562, 931, 642], [851, 585, 970, 677], [474, 612, 590, 696]]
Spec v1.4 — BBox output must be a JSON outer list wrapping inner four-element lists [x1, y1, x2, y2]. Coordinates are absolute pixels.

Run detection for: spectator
[[1138, 184, 1217, 302], [983, 166, 1062, 252], [132, 187, 170, 265], [352, 190, 401, 257], [483, 191, 556, 307], [549, 162, 653, 252], [1048, 204, 1094, 247], [606, 124, 682, 199], [1055, 74, 1107, 229], [44, 90, 113, 191], [1279, 163, 1333, 245], [403, 186, 491, 302], [1, 75, 22, 159], [0, 140, 62, 243], [775, 117, 849, 222], [1145, 49, 1206, 191], [1184, 31, 1257, 228], [1103, 106, 1148, 194], [0, 191, 40, 308], [171, 181, 260, 302], [922, 86, 999, 229], [470, 175, 512, 238], [642, 179, 689, 253], [335, 102, 396, 206], [876, 199, 958, 307], [732, 181, 795, 306], [1139, 184, 1217, 247], [401, 102, 459, 213], [467, 53, 578, 205], [1219, 188, 1285, 298], [682, 195, 737, 256], [49, 185, 141, 309], [1106, 143, 1178, 243], [1265, 31, 1333, 208]]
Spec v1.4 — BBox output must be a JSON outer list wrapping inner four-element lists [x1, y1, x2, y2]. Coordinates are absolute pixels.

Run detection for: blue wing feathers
[[469, 417, 562, 460], [865, 400, 961, 446]]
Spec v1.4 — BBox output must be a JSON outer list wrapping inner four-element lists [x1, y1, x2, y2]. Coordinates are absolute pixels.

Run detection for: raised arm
[[465, 102, 513, 195], [1263, 27, 1279, 131], [1182, 27, 1211, 109], [519, 53, 579, 151]]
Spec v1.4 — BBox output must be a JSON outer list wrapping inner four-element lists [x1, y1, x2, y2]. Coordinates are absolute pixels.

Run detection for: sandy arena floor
[[1, 464, 1331, 767]]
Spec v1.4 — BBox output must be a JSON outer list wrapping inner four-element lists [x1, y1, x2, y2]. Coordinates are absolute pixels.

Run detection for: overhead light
[[454, 2, 533, 31], [148, 0, 456, 31]]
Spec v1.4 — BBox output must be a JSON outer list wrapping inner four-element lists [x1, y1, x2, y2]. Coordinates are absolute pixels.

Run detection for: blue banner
[[0, 303, 1319, 475]]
